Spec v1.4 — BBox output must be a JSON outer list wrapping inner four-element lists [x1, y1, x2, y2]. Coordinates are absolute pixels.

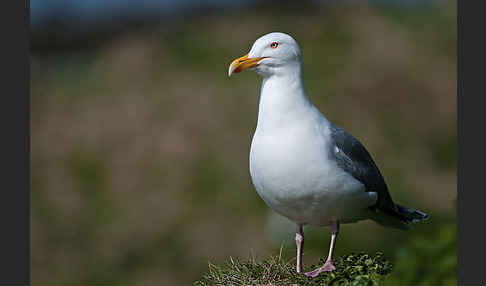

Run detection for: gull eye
[[270, 42, 279, 49]]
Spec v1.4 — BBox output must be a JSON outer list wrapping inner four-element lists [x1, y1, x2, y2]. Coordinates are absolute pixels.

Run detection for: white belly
[[249, 123, 377, 226]]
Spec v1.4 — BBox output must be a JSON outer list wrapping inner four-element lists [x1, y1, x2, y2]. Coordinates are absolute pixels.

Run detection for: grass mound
[[195, 252, 393, 286]]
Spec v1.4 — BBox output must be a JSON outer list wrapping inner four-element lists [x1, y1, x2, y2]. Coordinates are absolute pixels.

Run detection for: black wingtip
[[411, 209, 429, 223], [396, 204, 429, 223]]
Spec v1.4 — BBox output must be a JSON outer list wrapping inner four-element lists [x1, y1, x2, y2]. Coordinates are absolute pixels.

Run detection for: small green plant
[[195, 252, 392, 286]]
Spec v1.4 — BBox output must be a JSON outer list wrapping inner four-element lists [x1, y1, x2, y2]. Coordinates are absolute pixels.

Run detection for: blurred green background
[[31, 1, 456, 285]]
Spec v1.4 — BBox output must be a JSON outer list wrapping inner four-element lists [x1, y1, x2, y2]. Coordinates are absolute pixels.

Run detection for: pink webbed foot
[[304, 260, 336, 278]]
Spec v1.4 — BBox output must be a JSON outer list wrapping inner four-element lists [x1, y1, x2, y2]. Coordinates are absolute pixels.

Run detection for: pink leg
[[295, 225, 304, 273], [305, 220, 340, 278]]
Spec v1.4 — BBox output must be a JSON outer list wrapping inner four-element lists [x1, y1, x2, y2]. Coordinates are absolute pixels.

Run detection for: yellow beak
[[228, 54, 266, 77]]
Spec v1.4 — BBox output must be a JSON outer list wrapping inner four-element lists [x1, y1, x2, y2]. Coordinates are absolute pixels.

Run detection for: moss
[[195, 252, 392, 286]]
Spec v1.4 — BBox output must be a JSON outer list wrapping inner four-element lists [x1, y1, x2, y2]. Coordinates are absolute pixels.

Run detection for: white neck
[[256, 66, 313, 130]]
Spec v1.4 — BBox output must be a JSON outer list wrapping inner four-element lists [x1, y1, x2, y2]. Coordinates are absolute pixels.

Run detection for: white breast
[[250, 115, 373, 225]]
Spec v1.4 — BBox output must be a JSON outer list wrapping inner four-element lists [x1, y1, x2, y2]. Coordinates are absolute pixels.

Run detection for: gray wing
[[329, 124, 397, 213]]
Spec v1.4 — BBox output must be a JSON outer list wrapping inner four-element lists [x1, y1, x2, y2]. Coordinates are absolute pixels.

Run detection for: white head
[[228, 32, 303, 78]]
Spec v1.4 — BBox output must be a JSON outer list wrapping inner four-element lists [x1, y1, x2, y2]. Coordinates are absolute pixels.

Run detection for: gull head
[[228, 32, 303, 77]]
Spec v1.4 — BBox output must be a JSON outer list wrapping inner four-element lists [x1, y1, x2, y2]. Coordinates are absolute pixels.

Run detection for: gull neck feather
[[257, 66, 314, 129]]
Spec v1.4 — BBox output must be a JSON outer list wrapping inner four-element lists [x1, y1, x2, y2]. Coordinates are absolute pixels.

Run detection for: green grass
[[195, 252, 392, 286]]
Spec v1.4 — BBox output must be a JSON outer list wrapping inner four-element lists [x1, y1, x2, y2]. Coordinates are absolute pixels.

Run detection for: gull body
[[250, 75, 376, 227], [228, 32, 428, 277]]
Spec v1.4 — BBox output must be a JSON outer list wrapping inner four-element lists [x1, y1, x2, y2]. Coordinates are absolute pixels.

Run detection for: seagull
[[228, 32, 428, 278]]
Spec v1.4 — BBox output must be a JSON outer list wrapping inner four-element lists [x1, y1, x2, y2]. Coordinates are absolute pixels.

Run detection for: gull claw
[[304, 260, 336, 278]]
